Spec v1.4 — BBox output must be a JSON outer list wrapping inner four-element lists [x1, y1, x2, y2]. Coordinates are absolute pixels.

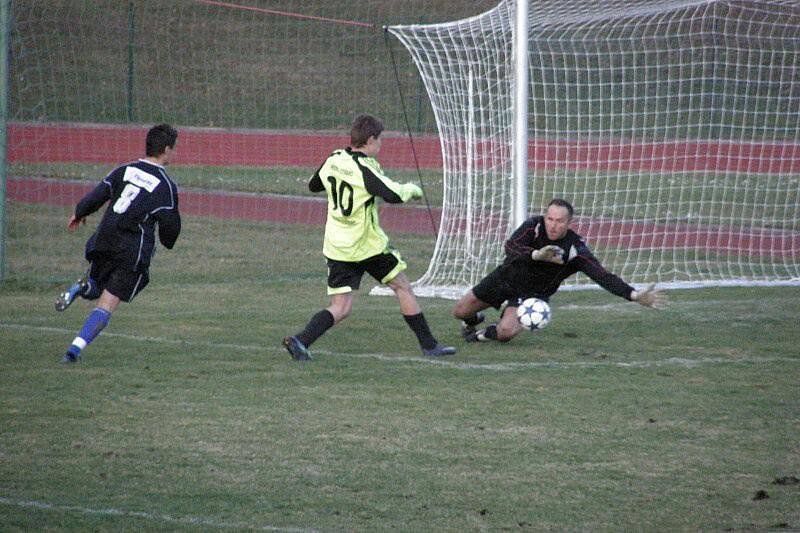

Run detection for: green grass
[[2, 212, 799, 530], [7, 3, 799, 527]]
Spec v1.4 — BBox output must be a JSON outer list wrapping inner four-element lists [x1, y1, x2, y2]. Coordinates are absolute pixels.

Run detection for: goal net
[[384, 0, 800, 298], [6, 1, 494, 284]]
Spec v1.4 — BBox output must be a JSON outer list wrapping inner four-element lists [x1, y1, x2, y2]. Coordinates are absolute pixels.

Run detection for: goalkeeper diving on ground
[[453, 198, 667, 343]]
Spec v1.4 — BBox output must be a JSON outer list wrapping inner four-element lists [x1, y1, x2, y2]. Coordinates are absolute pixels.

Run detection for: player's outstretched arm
[[531, 245, 564, 264], [67, 214, 86, 231], [73, 180, 112, 226], [361, 162, 422, 203], [630, 283, 668, 309], [401, 183, 423, 200]]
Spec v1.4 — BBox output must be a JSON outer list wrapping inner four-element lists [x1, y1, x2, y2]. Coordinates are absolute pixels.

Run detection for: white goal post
[[376, 0, 800, 299]]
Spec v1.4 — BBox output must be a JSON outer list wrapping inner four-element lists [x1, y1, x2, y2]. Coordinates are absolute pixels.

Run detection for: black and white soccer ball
[[516, 297, 551, 331]]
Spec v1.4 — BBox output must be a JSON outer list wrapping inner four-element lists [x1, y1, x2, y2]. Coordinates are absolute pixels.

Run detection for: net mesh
[[7, 0, 495, 283], [384, 0, 800, 298]]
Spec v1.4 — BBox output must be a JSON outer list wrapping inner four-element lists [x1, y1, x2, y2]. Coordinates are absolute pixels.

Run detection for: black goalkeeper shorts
[[472, 266, 548, 309]]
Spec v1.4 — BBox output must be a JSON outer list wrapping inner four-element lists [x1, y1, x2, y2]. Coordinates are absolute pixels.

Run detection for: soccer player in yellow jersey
[[283, 114, 456, 360]]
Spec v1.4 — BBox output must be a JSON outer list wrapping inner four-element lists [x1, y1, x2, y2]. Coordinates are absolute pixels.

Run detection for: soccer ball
[[516, 298, 551, 331]]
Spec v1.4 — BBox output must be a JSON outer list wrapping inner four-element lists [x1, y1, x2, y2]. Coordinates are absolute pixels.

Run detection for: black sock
[[403, 313, 438, 350], [483, 324, 498, 340], [462, 313, 483, 326], [296, 309, 335, 347]]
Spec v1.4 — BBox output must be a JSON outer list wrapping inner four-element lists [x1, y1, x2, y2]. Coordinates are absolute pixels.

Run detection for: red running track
[[9, 177, 799, 258], [8, 177, 441, 236], [8, 123, 439, 170], [9, 122, 800, 173]]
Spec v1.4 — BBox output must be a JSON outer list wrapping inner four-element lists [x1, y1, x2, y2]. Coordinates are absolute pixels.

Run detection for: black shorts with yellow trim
[[326, 250, 407, 295]]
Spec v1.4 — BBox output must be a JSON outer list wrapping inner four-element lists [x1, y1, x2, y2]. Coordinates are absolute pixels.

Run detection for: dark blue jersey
[[76, 159, 180, 271], [500, 215, 634, 300]]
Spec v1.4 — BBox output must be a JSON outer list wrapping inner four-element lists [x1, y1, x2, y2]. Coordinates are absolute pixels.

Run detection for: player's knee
[[453, 293, 480, 319], [452, 302, 469, 319], [495, 323, 518, 342], [390, 284, 417, 306], [388, 276, 412, 294]]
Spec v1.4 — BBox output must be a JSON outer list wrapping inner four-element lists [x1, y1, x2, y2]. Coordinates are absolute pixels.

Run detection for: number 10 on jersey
[[326, 176, 354, 216]]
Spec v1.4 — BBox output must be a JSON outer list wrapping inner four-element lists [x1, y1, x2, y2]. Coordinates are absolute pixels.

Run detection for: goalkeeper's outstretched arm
[[630, 283, 668, 309], [575, 247, 667, 308]]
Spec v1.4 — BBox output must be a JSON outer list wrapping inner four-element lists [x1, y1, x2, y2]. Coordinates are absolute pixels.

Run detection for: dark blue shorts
[[88, 253, 149, 303]]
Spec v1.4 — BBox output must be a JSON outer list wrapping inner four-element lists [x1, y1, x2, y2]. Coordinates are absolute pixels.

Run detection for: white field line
[[0, 496, 314, 532], [2, 322, 797, 371]]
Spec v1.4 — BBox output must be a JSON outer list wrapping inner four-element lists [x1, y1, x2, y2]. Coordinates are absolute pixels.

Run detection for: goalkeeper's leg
[[464, 305, 523, 343], [453, 289, 491, 337], [495, 304, 524, 341]]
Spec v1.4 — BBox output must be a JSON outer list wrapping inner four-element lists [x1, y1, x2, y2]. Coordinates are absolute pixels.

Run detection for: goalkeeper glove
[[630, 283, 668, 309], [531, 245, 564, 264]]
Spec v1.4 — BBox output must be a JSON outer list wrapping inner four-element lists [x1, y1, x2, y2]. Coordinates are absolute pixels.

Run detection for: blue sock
[[68, 307, 112, 356]]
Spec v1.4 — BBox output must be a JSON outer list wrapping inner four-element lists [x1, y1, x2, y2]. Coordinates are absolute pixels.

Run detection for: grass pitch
[[1, 214, 799, 531]]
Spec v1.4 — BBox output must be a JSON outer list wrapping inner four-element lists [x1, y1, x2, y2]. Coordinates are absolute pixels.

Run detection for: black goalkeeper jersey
[[499, 215, 634, 300], [76, 159, 180, 271]]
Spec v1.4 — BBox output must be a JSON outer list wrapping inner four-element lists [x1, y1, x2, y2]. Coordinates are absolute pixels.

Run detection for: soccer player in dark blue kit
[[55, 123, 181, 363], [453, 198, 667, 343]]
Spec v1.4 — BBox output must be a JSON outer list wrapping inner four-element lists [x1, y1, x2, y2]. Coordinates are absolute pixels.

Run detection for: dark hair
[[548, 198, 574, 219], [146, 123, 178, 157], [350, 114, 384, 148]]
